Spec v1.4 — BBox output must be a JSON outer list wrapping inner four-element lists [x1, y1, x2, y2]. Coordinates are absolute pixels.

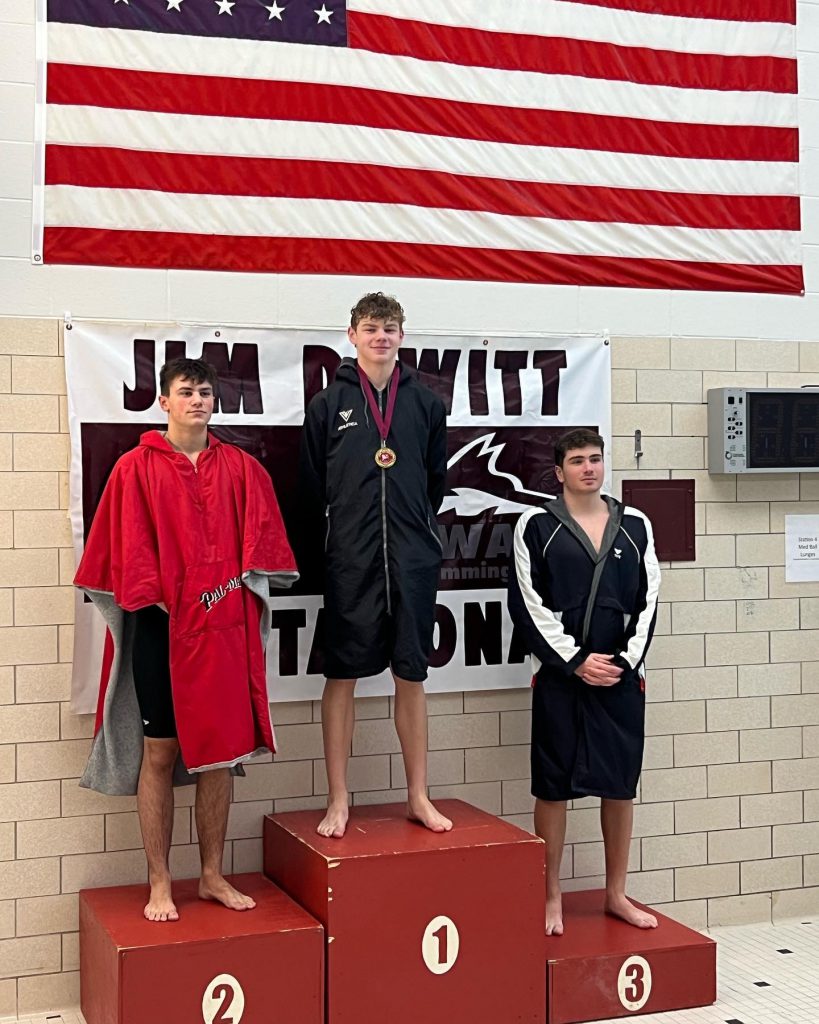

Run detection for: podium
[[263, 800, 546, 1024], [546, 890, 717, 1023], [80, 872, 323, 1024]]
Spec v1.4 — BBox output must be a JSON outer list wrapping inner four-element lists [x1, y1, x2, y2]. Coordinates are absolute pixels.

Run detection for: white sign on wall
[[785, 515, 819, 582], [66, 321, 610, 710]]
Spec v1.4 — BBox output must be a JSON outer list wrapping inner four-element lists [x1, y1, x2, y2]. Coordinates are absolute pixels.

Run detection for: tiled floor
[[4, 918, 819, 1024], [594, 918, 819, 1024]]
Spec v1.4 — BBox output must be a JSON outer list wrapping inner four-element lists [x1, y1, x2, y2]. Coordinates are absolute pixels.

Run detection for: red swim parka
[[75, 431, 298, 794]]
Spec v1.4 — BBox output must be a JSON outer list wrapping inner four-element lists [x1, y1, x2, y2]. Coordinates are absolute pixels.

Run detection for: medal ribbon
[[356, 362, 399, 444]]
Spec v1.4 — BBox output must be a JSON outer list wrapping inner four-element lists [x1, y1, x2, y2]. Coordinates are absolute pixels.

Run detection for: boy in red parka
[[75, 358, 297, 921]]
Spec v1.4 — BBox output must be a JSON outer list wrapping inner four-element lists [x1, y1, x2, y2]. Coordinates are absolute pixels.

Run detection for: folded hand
[[576, 653, 623, 687]]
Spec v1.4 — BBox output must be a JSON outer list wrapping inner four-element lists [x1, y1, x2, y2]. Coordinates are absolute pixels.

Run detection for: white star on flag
[[314, 4, 332, 24], [215, 0, 235, 14], [166, 0, 184, 10], [113, 0, 129, 5], [265, 2, 285, 19]]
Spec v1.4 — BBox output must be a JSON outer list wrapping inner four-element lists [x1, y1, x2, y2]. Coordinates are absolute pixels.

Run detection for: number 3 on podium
[[422, 915, 460, 975], [617, 955, 652, 1012]]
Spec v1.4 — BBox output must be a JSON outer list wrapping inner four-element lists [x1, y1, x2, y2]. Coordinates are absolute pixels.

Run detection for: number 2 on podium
[[422, 915, 460, 975], [202, 973, 246, 1024]]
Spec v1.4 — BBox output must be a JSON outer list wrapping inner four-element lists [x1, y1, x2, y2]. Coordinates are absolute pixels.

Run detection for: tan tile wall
[[1, 321, 818, 1016]]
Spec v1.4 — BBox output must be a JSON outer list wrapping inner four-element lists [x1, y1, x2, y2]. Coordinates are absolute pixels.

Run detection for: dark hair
[[350, 292, 405, 330], [159, 357, 218, 396], [554, 428, 605, 467]]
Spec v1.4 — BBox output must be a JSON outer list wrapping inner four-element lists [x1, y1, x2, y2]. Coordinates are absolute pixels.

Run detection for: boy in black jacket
[[300, 293, 452, 838], [508, 429, 661, 935]]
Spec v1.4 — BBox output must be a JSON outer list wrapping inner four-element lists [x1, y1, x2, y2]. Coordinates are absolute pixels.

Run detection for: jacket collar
[[139, 429, 221, 452], [335, 356, 414, 387], [547, 494, 624, 564]]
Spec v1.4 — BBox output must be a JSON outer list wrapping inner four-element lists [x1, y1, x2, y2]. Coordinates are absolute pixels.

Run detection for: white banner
[[66, 321, 610, 709]]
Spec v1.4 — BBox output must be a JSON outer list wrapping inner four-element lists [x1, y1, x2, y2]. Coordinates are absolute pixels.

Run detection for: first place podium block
[[80, 872, 324, 1024], [264, 800, 546, 1024], [547, 890, 717, 1024]]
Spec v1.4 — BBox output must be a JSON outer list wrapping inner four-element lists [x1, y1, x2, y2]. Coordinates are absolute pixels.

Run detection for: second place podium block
[[264, 799, 546, 1024], [80, 872, 324, 1024]]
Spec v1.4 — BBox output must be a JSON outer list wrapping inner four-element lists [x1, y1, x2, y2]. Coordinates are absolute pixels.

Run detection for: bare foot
[[198, 873, 256, 911], [545, 893, 564, 936], [144, 875, 179, 922], [407, 794, 453, 833], [317, 798, 349, 838], [605, 893, 658, 929]]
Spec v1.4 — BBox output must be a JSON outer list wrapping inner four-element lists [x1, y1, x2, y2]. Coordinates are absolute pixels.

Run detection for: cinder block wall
[[1, 317, 818, 1017]]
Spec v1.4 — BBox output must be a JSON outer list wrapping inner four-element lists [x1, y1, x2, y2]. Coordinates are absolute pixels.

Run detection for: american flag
[[37, 0, 802, 293]]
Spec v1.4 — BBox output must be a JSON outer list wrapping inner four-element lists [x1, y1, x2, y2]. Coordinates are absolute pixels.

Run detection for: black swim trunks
[[132, 605, 177, 739]]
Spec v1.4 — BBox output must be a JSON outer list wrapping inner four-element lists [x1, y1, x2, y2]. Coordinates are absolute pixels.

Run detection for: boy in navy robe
[[508, 429, 660, 934]]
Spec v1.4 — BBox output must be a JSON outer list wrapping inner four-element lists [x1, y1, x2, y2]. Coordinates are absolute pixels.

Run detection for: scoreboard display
[[747, 392, 819, 469], [708, 388, 819, 474]]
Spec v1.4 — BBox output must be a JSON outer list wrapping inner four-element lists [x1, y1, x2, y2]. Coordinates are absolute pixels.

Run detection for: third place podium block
[[263, 800, 546, 1024], [546, 889, 717, 1023], [80, 872, 323, 1024]]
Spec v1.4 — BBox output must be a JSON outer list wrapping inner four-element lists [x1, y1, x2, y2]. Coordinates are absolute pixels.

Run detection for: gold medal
[[375, 446, 397, 469], [358, 364, 400, 472]]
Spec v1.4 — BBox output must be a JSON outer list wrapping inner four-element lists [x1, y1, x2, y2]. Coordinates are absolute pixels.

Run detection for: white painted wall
[[1, 0, 818, 339]]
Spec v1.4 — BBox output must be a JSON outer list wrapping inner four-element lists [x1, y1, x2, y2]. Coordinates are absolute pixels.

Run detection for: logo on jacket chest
[[337, 409, 359, 431]]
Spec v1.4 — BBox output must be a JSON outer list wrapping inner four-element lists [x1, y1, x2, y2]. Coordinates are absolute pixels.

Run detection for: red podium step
[[80, 872, 323, 1024], [263, 800, 546, 1024], [546, 889, 716, 1023]]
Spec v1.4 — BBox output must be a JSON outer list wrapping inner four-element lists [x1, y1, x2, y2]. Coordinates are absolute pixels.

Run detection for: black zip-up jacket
[[299, 358, 446, 649], [507, 496, 660, 681]]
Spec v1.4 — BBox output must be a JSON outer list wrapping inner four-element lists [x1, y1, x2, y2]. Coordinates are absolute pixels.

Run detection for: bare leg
[[393, 676, 452, 833], [534, 798, 566, 936], [317, 678, 357, 838], [197, 768, 255, 911], [137, 738, 180, 922], [601, 798, 657, 928]]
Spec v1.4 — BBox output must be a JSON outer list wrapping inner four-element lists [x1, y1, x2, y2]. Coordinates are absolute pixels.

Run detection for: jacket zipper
[[377, 389, 392, 615], [324, 506, 331, 552], [428, 513, 443, 552]]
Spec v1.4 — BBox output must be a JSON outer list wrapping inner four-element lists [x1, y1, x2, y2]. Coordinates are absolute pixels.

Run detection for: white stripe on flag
[[45, 105, 800, 197], [347, 0, 796, 58], [44, 186, 801, 265], [46, 23, 798, 127]]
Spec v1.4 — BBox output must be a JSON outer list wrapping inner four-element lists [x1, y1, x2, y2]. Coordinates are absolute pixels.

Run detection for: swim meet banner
[[66, 321, 610, 710]]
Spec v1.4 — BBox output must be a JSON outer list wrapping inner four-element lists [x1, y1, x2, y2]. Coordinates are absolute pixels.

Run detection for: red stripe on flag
[[47, 65, 798, 163], [45, 146, 801, 232], [555, 0, 796, 23], [42, 228, 804, 294], [348, 13, 797, 93]]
